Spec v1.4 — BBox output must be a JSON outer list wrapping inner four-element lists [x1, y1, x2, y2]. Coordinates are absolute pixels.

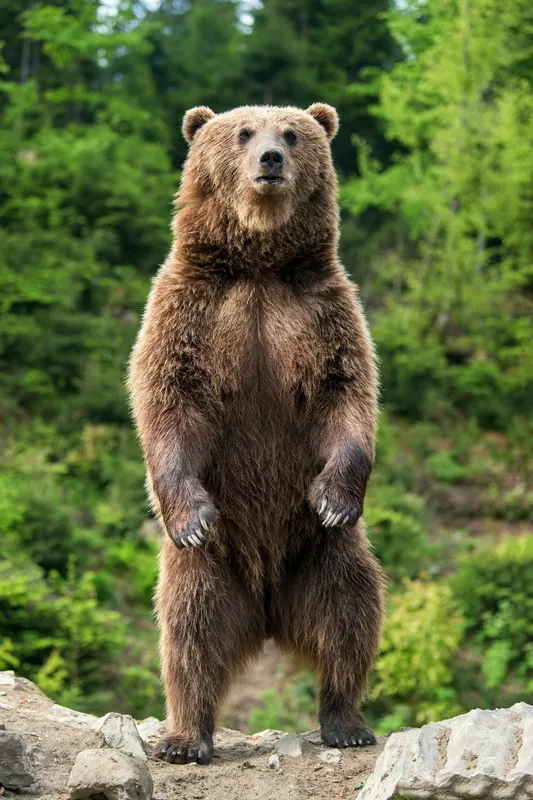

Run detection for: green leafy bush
[[365, 486, 434, 580], [247, 669, 317, 733], [372, 580, 465, 730], [0, 558, 123, 702], [366, 413, 436, 580], [425, 451, 466, 484], [454, 536, 533, 689]]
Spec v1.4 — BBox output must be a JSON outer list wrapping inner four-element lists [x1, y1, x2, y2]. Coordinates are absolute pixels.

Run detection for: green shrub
[[0, 556, 126, 708], [365, 413, 436, 581], [426, 451, 466, 484], [453, 536, 533, 688], [0, 456, 73, 575], [371, 304, 450, 421], [247, 669, 317, 733], [372, 580, 464, 730], [365, 484, 434, 581]]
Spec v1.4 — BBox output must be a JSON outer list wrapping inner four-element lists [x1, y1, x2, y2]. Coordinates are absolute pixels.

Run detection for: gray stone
[[0, 731, 37, 789], [47, 703, 100, 730], [302, 728, 322, 746], [135, 716, 164, 743], [359, 702, 533, 800], [68, 749, 153, 800], [0, 671, 15, 687], [318, 748, 341, 764], [216, 726, 262, 750], [28, 743, 49, 768], [250, 728, 284, 742], [96, 713, 147, 760], [275, 733, 304, 758], [268, 753, 281, 770]]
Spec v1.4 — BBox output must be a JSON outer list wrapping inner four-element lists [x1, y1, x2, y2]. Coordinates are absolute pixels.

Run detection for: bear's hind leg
[[155, 541, 265, 764], [274, 525, 384, 748]]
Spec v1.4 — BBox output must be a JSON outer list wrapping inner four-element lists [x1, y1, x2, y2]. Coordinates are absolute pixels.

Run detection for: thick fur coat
[[129, 103, 384, 765]]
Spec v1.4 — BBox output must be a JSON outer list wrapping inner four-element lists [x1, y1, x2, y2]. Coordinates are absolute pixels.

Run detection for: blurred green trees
[[344, 0, 533, 428], [0, 0, 171, 715], [0, 0, 532, 727]]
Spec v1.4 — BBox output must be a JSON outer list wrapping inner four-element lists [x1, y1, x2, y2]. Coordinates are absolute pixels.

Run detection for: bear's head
[[179, 104, 339, 233]]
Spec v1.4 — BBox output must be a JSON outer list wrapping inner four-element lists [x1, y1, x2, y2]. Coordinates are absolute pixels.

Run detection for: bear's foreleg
[[309, 295, 378, 528], [154, 541, 265, 764]]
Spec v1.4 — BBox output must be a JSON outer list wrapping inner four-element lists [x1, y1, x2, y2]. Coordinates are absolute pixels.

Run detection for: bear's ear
[[182, 106, 216, 144], [306, 103, 339, 141]]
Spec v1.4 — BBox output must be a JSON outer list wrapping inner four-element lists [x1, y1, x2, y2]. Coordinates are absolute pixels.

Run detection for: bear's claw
[[169, 501, 215, 549], [321, 724, 376, 749], [154, 735, 213, 764], [318, 498, 360, 528], [172, 525, 206, 548]]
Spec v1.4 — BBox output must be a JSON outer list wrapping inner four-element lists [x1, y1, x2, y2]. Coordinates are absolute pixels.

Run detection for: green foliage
[[344, 0, 533, 429], [372, 580, 465, 730], [0, 0, 170, 716], [0, 557, 124, 704], [425, 451, 466, 484], [366, 413, 436, 579], [248, 669, 317, 733], [454, 536, 533, 690], [366, 485, 433, 580]]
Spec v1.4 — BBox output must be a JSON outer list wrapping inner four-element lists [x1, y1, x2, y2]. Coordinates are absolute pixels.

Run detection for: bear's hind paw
[[153, 734, 213, 764], [321, 724, 376, 749]]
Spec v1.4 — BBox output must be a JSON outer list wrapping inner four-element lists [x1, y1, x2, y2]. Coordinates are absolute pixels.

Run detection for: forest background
[[1, 0, 533, 735]]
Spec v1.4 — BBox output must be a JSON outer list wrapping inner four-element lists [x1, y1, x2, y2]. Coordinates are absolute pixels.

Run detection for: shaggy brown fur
[[129, 103, 384, 765]]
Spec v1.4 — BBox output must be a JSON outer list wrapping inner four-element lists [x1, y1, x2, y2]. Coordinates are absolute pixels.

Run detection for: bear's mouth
[[255, 176, 284, 185]]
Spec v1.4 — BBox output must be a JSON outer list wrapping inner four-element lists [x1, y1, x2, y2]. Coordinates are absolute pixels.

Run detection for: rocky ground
[[0, 671, 384, 800], [3, 670, 533, 800]]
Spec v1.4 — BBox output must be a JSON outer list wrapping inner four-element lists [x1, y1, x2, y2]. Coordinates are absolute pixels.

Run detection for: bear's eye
[[284, 130, 297, 146], [239, 129, 252, 143]]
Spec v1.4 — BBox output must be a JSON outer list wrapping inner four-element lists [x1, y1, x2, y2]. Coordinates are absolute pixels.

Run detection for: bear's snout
[[256, 147, 285, 186], [259, 147, 284, 173]]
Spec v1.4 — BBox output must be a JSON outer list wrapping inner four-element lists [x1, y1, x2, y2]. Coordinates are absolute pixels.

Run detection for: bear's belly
[[210, 380, 316, 510], [202, 367, 321, 575], [200, 281, 325, 567]]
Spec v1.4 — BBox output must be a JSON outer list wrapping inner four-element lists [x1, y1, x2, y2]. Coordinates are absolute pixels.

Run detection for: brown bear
[[128, 103, 384, 766]]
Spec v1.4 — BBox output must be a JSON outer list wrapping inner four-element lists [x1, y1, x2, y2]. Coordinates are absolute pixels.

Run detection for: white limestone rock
[[318, 748, 341, 764], [135, 716, 164, 743], [47, 703, 99, 730], [359, 702, 533, 800], [68, 748, 153, 800], [0, 670, 16, 687], [96, 712, 147, 760], [250, 728, 284, 742], [275, 732, 305, 758], [268, 753, 281, 770]]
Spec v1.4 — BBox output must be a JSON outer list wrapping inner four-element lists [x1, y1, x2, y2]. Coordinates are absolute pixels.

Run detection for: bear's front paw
[[310, 479, 362, 528], [317, 493, 361, 528], [166, 495, 217, 549]]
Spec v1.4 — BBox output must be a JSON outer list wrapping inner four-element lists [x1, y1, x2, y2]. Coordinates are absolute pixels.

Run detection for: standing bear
[[129, 103, 384, 765]]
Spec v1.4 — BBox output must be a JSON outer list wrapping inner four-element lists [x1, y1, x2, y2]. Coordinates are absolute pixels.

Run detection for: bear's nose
[[259, 148, 284, 172]]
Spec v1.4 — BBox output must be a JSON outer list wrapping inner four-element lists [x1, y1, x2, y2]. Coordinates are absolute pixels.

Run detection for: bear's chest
[[207, 281, 326, 400]]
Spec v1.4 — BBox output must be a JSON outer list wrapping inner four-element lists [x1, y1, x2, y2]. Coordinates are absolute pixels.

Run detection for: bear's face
[[181, 104, 339, 232]]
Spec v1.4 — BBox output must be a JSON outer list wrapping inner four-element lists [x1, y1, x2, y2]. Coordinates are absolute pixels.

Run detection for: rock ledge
[[359, 702, 533, 800]]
